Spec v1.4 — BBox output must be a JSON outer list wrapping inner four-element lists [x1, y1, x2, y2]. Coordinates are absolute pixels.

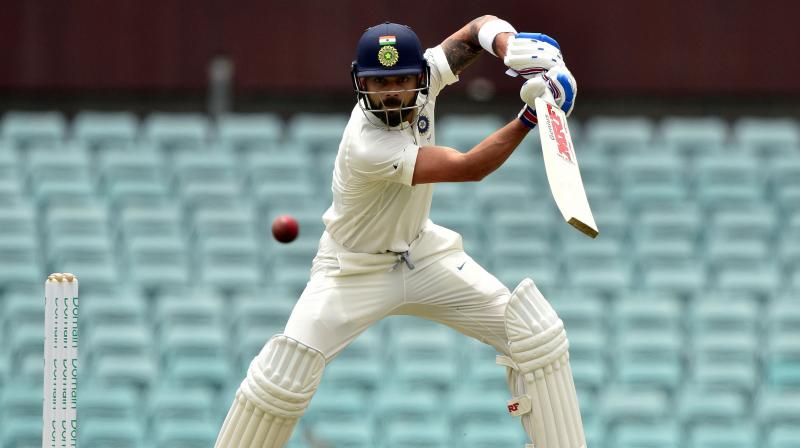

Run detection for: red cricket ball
[[271, 215, 299, 244]]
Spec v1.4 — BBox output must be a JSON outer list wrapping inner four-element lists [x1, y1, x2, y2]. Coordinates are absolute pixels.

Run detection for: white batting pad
[[215, 335, 325, 448], [498, 278, 586, 448]]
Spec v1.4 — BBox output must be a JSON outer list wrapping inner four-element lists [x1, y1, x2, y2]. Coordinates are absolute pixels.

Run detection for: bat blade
[[535, 96, 599, 238]]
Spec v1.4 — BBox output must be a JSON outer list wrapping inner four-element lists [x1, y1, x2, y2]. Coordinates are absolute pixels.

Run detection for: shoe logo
[[457, 261, 466, 271]]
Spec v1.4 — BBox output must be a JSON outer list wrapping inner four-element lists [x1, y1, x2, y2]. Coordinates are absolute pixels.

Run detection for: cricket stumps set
[[43, 273, 79, 448]]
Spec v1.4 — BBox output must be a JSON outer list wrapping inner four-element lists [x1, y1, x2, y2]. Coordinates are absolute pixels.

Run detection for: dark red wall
[[2, 0, 799, 95]]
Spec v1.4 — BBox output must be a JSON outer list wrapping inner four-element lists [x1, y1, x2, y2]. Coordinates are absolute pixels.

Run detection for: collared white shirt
[[323, 45, 459, 253]]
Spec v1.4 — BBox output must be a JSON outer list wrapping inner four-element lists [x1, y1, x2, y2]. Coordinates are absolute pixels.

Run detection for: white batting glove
[[504, 33, 564, 79], [517, 64, 578, 128]]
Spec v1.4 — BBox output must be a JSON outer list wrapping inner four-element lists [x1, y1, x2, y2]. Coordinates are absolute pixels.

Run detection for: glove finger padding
[[543, 65, 577, 117], [505, 36, 564, 78], [520, 77, 548, 106]]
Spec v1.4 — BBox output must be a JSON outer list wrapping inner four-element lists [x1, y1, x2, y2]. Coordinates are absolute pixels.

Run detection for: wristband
[[478, 19, 517, 57], [518, 105, 537, 129]]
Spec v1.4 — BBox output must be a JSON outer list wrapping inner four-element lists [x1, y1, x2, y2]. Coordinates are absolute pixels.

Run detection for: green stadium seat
[[691, 331, 758, 392], [0, 204, 35, 237], [92, 354, 158, 392], [563, 237, 623, 270], [768, 425, 800, 448], [768, 300, 800, 335], [734, 117, 800, 157], [73, 111, 139, 149], [431, 182, 475, 212], [78, 386, 140, 422], [620, 152, 685, 190], [374, 388, 440, 428], [246, 150, 313, 188], [2, 111, 66, 148], [659, 116, 728, 155], [98, 148, 165, 188], [118, 205, 183, 240], [429, 208, 482, 249], [107, 181, 172, 211], [569, 261, 633, 294], [1, 416, 43, 448], [460, 421, 525, 448], [192, 205, 256, 240], [616, 329, 683, 389], [566, 329, 608, 390], [2, 294, 44, 332], [635, 238, 697, 270], [768, 155, 800, 192], [689, 422, 758, 448], [155, 296, 225, 331], [286, 114, 348, 154], [707, 238, 769, 272], [622, 183, 688, 213], [692, 296, 758, 334], [383, 421, 448, 448], [483, 152, 537, 187], [80, 419, 144, 448], [775, 184, 800, 216], [0, 178, 23, 207], [642, 262, 707, 296], [715, 264, 782, 298], [574, 150, 611, 190], [233, 296, 293, 337], [474, 182, 537, 213], [614, 421, 680, 448], [9, 324, 44, 373], [88, 324, 154, 364], [766, 332, 800, 388], [758, 389, 800, 428], [677, 384, 747, 425], [488, 204, 557, 244], [172, 149, 239, 188], [147, 386, 215, 424], [126, 237, 190, 291], [590, 203, 629, 242], [46, 205, 110, 238], [448, 388, 509, 430], [180, 182, 245, 212], [709, 206, 776, 243], [584, 116, 654, 154], [599, 386, 668, 426], [217, 113, 283, 151], [320, 358, 382, 393], [0, 383, 40, 422], [490, 239, 553, 274], [143, 113, 209, 151], [304, 388, 367, 424], [153, 419, 219, 448], [615, 292, 682, 333], [308, 421, 372, 448], [438, 115, 504, 150], [254, 181, 320, 216], [637, 204, 701, 243], [160, 325, 227, 364]]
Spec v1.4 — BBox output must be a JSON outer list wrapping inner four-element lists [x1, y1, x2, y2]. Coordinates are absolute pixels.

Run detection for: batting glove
[[504, 32, 564, 79]]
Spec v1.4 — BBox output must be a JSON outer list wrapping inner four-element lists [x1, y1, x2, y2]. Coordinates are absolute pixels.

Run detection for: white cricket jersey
[[322, 45, 459, 254]]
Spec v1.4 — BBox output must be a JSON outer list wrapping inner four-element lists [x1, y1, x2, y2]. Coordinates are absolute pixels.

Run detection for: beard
[[368, 95, 417, 127]]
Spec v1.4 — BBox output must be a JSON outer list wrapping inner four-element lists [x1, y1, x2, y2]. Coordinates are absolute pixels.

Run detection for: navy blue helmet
[[351, 22, 430, 128]]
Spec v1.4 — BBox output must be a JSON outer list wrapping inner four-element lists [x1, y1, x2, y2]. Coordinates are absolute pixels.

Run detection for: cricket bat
[[535, 95, 599, 238]]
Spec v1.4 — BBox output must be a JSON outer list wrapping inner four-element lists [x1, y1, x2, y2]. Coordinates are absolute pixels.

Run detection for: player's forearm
[[442, 15, 515, 75], [462, 119, 531, 181]]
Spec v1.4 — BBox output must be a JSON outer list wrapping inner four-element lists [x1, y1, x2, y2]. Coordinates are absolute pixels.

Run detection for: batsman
[[216, 15, 584, 448]]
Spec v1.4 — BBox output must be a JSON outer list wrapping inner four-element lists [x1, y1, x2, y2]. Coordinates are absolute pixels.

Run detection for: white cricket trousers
[[283, 221, 513, 360]]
